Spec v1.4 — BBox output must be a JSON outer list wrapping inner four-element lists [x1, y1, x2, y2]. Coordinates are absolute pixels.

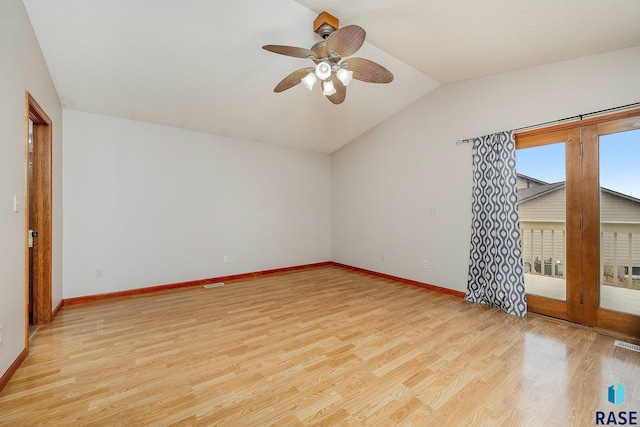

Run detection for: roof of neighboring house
[[600, 186, 640, 205], [517, 182, 565, 203], [516, 179, 640, 205], [516, 173, 549, 186]]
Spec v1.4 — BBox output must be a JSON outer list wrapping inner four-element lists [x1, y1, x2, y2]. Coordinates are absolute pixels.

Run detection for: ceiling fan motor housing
[[314, 11, 339, 39]]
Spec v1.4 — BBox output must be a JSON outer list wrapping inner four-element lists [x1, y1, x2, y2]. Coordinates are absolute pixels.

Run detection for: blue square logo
[[608, 382, 625, 406]]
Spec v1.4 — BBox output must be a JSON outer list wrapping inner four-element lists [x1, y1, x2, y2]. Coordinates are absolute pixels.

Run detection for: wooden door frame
[[516, 108, 640, 338], [588, 116, 640, 337], [25, 92, 53, 333], [516, 128, 581, 322]]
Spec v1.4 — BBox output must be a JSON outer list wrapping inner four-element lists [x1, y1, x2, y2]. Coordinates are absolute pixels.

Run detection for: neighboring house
[[516, 173, 548, 190], [516, 174, 640, 284]]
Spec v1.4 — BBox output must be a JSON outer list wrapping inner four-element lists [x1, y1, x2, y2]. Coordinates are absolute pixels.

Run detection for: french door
[[516, 110, 640, 338]]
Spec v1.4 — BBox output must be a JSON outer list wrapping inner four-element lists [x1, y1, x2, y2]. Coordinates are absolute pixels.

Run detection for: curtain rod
[[455, 101, 640, 145]]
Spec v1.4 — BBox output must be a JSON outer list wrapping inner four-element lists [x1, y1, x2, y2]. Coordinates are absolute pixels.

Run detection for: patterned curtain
[[465, 130, 527, 316]]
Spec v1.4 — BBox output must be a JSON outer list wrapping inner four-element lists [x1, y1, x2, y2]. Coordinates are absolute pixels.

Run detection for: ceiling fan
[[262, 11, 394, 105]]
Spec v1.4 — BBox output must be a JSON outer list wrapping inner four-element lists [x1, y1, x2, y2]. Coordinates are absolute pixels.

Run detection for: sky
[[516, 128, 640, 199]]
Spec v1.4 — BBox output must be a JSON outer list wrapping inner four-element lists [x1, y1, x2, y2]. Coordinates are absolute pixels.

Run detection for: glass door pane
[[599, 129, 640, 316], [516, 142, 567, 301]]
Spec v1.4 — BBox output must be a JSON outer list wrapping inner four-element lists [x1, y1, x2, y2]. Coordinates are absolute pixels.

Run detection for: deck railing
[[520, 220, 640, 288], [520, 221, 566, 278]]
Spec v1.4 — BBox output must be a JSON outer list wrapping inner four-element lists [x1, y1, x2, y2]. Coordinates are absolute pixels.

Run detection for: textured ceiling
[[22, 0, 640, 153], [296, 0, 640, 83]]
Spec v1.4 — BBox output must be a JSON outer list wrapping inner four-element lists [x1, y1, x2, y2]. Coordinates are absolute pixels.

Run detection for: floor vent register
[[614, 340, 640, 353]]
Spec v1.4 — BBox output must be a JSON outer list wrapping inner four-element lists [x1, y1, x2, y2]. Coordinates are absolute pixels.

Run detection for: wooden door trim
[[516, 129, 569, 149], [597, 308, 640, 338], [581, 124, 600, 327], [526, 294, 567, 320], [25, 92, 53, 333], [565, 127, 583, 323], [28, 92, 51, 125], [516, 107, 640, 140]]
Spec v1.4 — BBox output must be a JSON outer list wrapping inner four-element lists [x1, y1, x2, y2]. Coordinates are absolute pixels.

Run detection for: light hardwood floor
[[1, 265, 639, 426]]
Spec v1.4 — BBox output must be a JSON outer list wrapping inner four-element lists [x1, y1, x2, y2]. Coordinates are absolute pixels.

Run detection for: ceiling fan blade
[[343, 58, 394, 83], [274, 68, 310, 93], [262, 45, 316, 59], [326, 77, 346, 104], [325, 25, 365, 58], [312, 42, 329, 62]]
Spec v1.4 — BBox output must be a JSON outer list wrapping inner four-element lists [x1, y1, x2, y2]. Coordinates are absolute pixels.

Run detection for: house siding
[[518, 188, 567, 222]]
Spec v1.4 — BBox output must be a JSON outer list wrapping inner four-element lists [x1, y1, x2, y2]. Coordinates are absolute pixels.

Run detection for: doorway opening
[[25, 92, 53, 336]]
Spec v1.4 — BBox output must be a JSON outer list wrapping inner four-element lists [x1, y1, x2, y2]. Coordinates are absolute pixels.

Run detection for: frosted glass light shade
[[301, 72, 317, 90], [336, 68, 353, 86], [322, 80, 336, 96], [315, 61, 332, 80]]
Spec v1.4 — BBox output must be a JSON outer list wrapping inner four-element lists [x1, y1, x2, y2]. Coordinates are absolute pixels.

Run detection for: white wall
[[0, 0, 62, 377], [62, 110, 331, 298], [332, 46, 640, 293]]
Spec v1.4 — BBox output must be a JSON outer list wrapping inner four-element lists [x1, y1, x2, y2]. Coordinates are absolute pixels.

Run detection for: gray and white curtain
[[465, 130, 527, 316]]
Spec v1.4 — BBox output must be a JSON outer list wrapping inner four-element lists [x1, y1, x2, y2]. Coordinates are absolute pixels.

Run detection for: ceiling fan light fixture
[[322, 80, 337, 96], [336, 68, 353, 86], [315, 61, 332, 80], [301, 72, 317, 90], [264, 12, 393, 104]]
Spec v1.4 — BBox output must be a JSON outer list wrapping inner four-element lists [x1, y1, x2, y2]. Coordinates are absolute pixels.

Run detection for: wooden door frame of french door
[[516, 107, 640, 338], [25, 92, 53, 335], [516, 127, 581, 323]]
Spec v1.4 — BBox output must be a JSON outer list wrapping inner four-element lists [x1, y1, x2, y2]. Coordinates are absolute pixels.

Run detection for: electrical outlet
[[423, 260, 429, 269], [96, 269, 103, 278], [0, 325, 3, 345], [223, 255, 229, 263], [428, 208, 437, 215], [380, 254, 385, 261]]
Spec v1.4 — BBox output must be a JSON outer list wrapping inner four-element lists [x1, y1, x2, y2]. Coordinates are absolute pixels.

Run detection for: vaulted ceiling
[[23, 0, 640, 153]]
